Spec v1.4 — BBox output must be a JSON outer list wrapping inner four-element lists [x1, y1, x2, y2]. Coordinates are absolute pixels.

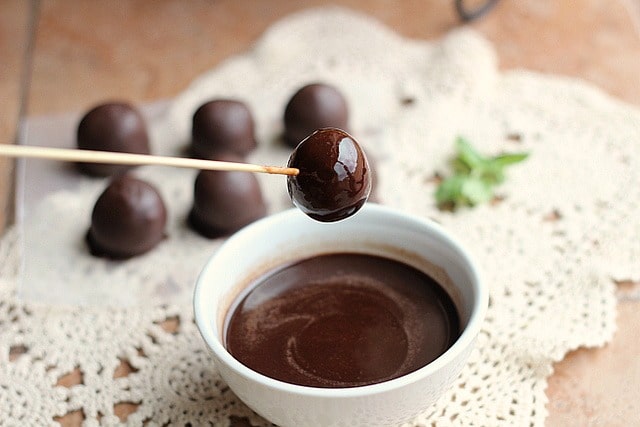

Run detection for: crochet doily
[[2, 7, 639, 426]]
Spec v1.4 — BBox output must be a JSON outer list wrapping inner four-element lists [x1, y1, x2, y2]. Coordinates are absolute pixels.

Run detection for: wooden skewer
[[0, 144, 299, 176]]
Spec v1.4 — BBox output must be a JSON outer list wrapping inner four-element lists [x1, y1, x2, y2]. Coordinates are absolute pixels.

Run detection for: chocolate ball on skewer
[[287, 128, 371, 222]]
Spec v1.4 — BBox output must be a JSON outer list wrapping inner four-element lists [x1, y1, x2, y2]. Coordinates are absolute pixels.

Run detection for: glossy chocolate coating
[[283, 83, 348, 147], [225, 253, 460, 388], [87, 174, 167, 259], [287, 128, 371, 222], [191, 100, 257, 159], [189, 155, 267, 238], [77, 102, 150, 176]]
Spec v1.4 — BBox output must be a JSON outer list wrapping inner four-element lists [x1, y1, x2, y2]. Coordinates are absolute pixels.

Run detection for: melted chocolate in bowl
[[225, 253, 460, 388], [287, 128, 371, 222]]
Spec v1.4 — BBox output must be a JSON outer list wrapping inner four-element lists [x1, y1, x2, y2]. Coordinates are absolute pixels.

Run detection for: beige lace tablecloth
[[2, 7, 639, 426]]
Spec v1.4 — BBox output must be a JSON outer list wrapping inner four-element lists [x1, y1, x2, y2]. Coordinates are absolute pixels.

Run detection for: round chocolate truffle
[[283, 83, 349, 148], [287, 128, 371, 222], [191, 99, 257, 159], [87, 174, 167, 259], [189, 155, 267, 238], [77, 102, 150, 176]]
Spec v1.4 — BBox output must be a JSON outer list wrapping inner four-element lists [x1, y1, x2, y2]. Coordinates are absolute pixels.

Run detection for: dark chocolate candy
[[287, 128, 371, 222], [87, 174, 166, 259], [76, 102, 150, 176], [189, 154, 267, 238], [283, 83, 348, 148], [191, 100, 257, 159]]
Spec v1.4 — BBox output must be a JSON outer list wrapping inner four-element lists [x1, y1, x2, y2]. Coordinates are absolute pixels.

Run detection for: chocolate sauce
[[225, 253, 460, 388], [287, 128, 371, 222]]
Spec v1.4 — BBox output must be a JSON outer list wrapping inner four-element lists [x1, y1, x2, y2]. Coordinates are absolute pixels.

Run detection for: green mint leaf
[[482, 152, 528, 184], [450, 157, 472, 174], [480, 163, 506, 185], [455, 137, 487, 170], [435, 175, 466, 205], [435, 136, 529, 211], [460, 177, 493, 205], [490, 152, 529, 167]]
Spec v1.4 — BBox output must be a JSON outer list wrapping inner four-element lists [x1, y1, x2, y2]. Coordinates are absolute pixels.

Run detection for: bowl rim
[[193, 203, 487, 397]]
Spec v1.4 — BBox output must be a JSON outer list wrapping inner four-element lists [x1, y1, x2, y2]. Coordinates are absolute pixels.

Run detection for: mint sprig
[[435, 137, 529, 210]]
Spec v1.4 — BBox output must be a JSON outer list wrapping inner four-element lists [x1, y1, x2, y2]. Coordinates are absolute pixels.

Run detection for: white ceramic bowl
[[194, 204, 487, 427]]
